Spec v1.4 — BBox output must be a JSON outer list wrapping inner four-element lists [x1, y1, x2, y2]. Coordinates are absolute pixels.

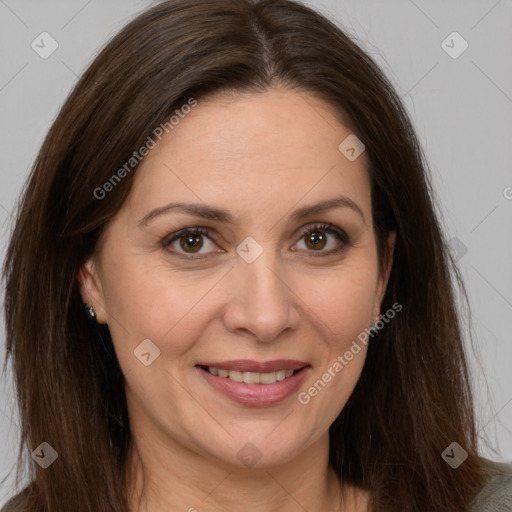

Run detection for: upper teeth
[[207, 367, 294, 384]]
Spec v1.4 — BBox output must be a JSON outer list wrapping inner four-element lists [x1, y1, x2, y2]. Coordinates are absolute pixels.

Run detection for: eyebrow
[[137, 195, 366, 227]]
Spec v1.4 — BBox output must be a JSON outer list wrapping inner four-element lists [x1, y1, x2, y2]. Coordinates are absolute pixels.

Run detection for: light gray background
[[1, 0, 511, 504]]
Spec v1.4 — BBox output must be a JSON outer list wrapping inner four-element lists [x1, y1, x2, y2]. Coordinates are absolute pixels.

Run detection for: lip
[[196, 359, 309, 373], [196, 363, 311, 407]]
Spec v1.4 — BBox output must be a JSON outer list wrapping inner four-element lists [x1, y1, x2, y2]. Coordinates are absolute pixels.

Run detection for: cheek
[[298, 277, 372, 428], [100, 253, 223, 359], [294, 259, 377, 414], [302, 263, 379, 345]]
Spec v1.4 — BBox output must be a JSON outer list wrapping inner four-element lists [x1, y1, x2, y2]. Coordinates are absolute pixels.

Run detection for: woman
[[1, 0, 511, 510]]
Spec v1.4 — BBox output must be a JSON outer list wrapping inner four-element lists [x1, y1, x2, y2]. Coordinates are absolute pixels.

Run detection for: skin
[[79, 87, 395, 512]]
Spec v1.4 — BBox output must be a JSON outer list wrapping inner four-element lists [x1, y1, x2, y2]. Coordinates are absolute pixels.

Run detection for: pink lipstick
[[195, 359, 311, 407]]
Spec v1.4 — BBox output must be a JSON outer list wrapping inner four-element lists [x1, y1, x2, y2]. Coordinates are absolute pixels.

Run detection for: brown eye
[[179, 234, 204, 253], [294, 223, 350, 256], [163, 228, 219, 258], [304, 231, 327, 250]]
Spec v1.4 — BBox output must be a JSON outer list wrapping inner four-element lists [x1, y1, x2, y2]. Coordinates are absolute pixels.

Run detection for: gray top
[[470, 459, 512, 511], [1, 458, 511, 511]]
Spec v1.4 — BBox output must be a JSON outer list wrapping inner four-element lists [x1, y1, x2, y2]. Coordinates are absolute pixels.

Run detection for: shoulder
[[470, 458, 512, 512], [0, 484, 32, 512], [0, 500, 15, 512], [0, 496, 20, 512]]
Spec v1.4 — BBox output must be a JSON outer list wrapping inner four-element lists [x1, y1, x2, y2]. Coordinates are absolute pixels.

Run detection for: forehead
[[125, 87, 371, 224]]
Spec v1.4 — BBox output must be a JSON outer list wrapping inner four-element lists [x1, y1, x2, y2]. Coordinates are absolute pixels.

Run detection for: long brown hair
[[2, 0, 486, 510]]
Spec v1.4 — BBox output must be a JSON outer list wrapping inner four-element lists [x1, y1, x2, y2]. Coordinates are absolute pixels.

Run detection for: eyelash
[[161, 222, 350, 260]]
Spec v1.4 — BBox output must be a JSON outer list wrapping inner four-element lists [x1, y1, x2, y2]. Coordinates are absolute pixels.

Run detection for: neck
[[125, 426, 355, 512]]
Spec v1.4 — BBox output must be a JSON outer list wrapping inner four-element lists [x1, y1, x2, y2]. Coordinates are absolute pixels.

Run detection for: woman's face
[[80, 87, 394, 468]]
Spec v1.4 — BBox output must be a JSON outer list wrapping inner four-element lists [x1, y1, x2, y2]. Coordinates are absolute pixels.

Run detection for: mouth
[[195, 359, 311, 406]]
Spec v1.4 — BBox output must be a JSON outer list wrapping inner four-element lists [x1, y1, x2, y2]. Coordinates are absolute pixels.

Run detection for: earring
[[86, 305, 96, 319]]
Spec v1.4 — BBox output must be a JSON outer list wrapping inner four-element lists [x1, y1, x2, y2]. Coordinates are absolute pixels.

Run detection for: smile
[[195, 359, 311, 407]]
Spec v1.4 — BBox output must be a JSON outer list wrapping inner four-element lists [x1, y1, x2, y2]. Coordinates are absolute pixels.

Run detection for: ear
[[373, 231, 396, 321], [77, 255, 108, 324]]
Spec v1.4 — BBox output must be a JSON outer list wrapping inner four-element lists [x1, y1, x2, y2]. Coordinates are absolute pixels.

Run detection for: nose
[[222, 250, 301, 343]]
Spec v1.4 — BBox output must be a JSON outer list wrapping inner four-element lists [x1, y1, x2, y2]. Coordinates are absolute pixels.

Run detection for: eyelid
[[163, 226, 219, 243], [295, 222, 348, 242]]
